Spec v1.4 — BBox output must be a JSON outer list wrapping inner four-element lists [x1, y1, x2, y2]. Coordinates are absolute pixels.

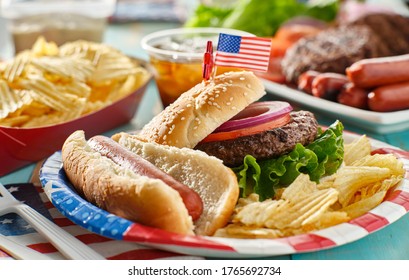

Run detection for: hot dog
[[346, 54, 409, 88], [62, 130, 239, 236], [368, 81, 409, 112], [87, 135, 203, 221], [311, 73, 349, 101], [337, 83, 369, 109], [297, 70, 320, 94]]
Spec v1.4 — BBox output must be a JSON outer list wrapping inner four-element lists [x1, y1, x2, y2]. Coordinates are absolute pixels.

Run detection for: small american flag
[[215, 33, 272, 72]]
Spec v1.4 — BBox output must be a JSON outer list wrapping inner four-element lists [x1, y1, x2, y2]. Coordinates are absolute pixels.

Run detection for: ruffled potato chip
[[0, 37, 150, 128], [215, 146, 405, 239]]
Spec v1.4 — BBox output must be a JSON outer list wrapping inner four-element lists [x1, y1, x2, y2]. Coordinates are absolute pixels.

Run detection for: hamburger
[[137, 71, 344, 201], [61, 70, 344, 236]]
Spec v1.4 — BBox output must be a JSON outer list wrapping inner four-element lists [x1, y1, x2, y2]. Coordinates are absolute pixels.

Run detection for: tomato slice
[[200, 113, 291, 143]]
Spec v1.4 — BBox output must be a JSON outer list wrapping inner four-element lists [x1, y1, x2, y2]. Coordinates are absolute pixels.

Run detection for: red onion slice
[[214, 101, 293, 132]]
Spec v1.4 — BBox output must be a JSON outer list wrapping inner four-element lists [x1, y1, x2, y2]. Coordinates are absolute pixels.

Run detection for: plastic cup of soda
[[141, 27, 254, 107]]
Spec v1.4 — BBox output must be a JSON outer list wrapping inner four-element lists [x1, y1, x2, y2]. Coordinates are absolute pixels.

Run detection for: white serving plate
[[262, 80, 409, 134]]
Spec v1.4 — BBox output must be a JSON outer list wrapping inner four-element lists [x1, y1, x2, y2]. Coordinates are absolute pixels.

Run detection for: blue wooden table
[[1, 22, 409, 260]]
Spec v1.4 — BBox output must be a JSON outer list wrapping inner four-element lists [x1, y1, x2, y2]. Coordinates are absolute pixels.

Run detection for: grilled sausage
[[311, 73, 349, 101], [298, 70, 320, 94], [367, 81, 409, 112], [337, 83, 369, 109], [346, 54, 409, 88]]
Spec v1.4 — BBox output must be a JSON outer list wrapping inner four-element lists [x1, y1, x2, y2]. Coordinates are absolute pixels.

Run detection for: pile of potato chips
[[215, 135, 405, 239], [0, 37, 150, 128]]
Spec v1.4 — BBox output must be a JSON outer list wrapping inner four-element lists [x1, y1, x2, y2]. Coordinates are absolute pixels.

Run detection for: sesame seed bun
[[138, 71, 266, 148]]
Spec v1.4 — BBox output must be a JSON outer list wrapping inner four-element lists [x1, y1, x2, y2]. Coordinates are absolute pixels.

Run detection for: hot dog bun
[[112, 132, 239, 236], [62, 130, 239, 236], [62, 130, 194, 235], [137, 71, 266, 148]]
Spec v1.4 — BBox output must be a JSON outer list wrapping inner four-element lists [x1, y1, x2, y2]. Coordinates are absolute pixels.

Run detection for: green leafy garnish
[[185, 0, 340, 37], [232, 120, 344, 201]]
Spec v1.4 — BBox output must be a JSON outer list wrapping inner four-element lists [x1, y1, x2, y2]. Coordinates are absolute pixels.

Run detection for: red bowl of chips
[[0, 79, 150, 176], [0, 39, 152, 176]]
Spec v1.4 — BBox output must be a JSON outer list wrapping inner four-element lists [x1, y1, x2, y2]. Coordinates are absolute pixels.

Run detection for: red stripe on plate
[[386, 190, 409, 211], [123, 224, 235, 251], [348, 212, 389, 233], [372, 148, 409, 160], [108, 248, 183, 260], [286, 234, 336, 252]]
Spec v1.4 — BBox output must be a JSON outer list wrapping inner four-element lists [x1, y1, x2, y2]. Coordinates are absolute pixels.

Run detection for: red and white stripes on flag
[[215, 33, 272, 72]]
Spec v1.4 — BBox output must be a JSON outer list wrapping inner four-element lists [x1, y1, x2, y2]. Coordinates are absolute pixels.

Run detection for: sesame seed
[[230, 97, 233, 101], [247, 84, 252, 88], [232, 106, 237, 110], [193, 126, 198, 130], [226, 102, 231, 106], [239, 77, 245, 80], [181, 117, 185, 120], [244, 92, 248, 96]]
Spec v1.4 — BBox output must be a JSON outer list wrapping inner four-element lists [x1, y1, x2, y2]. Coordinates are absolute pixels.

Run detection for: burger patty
[[194, 111, 318, 167], [281, 25, 389, 84], [350, 13, 409, 56], [281, 13, 409, 84]]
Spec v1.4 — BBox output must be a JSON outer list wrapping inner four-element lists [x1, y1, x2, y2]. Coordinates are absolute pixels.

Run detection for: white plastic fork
[[0, 182, 105, 260]]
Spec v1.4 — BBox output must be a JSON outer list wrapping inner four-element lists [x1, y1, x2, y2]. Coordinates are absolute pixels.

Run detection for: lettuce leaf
[[232, 120, 344, 201], [185, 0, 339, 37]]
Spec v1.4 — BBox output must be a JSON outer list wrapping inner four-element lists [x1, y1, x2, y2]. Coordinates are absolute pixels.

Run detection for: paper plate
[[39, 133, 409, 258]]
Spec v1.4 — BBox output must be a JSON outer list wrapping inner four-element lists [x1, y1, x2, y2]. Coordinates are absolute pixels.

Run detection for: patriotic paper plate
[[39, 133, 409, 258]]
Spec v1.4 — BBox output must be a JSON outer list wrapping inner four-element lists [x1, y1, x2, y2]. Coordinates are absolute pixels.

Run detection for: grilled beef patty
[[281, 13, 409, 84], [195, 111, 318, 167], [350, 13, 409, 56], [281, 25, 389, 84]]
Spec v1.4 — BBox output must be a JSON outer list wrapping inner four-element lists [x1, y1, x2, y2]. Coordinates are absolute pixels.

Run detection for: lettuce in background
[[233, 120, 344, 201], [185, 0, 339, 37]]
